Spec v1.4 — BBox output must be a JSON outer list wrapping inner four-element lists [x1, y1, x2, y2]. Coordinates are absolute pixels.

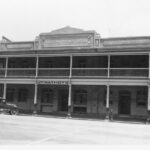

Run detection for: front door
[[119, 91, 131, 115], [58, 90, 68, 112]]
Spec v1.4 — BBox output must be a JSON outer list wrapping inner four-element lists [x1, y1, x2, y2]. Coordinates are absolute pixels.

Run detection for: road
[[0, 114, 150, 145]]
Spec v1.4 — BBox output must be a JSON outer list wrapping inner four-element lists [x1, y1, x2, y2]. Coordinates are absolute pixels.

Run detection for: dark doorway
[[58, 90, 68, 112], [119, 91, 131, 115]]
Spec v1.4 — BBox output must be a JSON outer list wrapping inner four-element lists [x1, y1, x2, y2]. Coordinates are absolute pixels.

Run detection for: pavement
[[0, 114, 150, 145]]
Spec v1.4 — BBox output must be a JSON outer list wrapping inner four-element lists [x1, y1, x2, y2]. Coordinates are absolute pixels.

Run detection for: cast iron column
[[33, 83, 38, 114], [105, 84, 110, 119], [3, 83, 7, 99], [33, 56, 39, 114], [5, 57, 8, 77], [106, 55, 110, 119], [67, 55, 72, 118]]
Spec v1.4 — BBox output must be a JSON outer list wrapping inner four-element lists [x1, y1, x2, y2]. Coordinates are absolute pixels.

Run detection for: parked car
[[0, 97, 19, 115]]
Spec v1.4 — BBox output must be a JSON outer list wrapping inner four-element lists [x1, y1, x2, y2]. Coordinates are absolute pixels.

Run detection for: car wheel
[[9, 110, 18, 115], [14, 110, 18, 115], [9, 110, 12, 115]]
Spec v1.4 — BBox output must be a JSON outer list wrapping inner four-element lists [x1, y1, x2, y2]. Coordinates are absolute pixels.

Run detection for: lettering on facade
[[43, 36, 93, 47], [38, 81, 69, 85]]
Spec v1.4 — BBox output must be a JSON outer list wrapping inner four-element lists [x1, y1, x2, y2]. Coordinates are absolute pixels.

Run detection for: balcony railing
[[0, 68, 148, 78], [7, 68, 36, 77], [38, 68, 70, 77], [110, 68, 148, 77], [72, 68, 108, 77]]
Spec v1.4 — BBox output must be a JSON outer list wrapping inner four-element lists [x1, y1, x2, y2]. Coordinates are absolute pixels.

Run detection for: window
[[136, 90, 147, 106], [78, 59, 86, 68], [41, 89, 53, 103], [74, 90, 87, 105], [47, 60, 53, 68], [18, 88, 28, 102], [0, 61, 5, 68], [9, 61, 16, 68], [73, 89, 87, 113], [22, 61, 29, 68], [6, 88, 15, 102]]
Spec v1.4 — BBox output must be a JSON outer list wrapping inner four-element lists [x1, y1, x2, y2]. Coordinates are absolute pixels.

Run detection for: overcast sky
[[0, 0, 150, 41]]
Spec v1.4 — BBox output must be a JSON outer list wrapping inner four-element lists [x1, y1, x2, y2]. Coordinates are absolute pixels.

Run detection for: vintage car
[[0, 97, 19, 115]]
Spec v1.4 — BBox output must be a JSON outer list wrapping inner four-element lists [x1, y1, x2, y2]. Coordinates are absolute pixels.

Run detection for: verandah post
[[67, 55, 73, 118], [105, 84, 110, 119], [3, 83, 7, 99], [106, 54, 110, 119], [33, 83, 38, 114], [33, 56, 39, 114]]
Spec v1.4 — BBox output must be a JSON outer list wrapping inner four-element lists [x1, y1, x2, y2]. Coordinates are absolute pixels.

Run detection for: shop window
[[18, 88, 28, 102], [73, 89, 87, 113], [6, 88, 15, 102], [74, 90, 87, 105], [136, 90, 147, 106], [41, 89, 53, 103]]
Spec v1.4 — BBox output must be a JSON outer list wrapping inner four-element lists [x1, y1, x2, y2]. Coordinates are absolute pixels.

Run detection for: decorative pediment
[[44, 26, 86, 35], [38, 26, 98, 48]]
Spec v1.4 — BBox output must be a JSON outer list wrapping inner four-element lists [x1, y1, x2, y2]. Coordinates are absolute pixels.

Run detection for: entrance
[[58, 90, 68, 112], [119, 91, 131, 115]]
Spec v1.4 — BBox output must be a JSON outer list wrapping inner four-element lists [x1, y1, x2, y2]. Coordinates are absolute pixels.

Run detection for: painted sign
[[43, 35, 93, 48], [38, 80, 69, 85]]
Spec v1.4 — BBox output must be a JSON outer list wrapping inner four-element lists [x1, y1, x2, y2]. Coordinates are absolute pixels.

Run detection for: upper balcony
[[0, 55, 148, 79]]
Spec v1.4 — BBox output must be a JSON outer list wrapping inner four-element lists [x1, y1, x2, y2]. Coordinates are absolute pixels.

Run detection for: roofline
[[39, 31, 96, 36], [101, 36, 150, 41], [1, 41, 34, 44]]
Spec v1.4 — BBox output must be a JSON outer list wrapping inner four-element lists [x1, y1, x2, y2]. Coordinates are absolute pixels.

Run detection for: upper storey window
[[78, 59, 87, 68], [8, 58, 36, 68], [0, 59, 5, 68], [9, 61, 16, 68], [110, 55, 148, 68]]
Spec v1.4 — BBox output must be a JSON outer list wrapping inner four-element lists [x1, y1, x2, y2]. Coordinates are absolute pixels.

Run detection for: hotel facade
[[0, 26, 150, 119]]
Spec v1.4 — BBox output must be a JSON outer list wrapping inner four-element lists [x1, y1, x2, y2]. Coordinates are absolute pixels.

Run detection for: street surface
[[0, 114, 150, 145]]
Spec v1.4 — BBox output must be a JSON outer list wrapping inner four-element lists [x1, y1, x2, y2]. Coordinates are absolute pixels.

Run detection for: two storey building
[[0, 26, 150, 119]]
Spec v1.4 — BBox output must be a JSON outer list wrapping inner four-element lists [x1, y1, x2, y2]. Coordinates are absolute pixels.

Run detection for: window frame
[[136, 90, 147, 107], [41, 88, 53, 104], [18, 88, 29, 102]]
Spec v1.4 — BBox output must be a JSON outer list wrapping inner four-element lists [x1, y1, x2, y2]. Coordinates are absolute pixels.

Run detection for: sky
[[0, 0, 150, 41]]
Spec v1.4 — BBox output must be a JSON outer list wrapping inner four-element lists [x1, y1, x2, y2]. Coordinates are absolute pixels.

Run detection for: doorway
[[118, 91, 131, 115], [58, 90, 68, 112]]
